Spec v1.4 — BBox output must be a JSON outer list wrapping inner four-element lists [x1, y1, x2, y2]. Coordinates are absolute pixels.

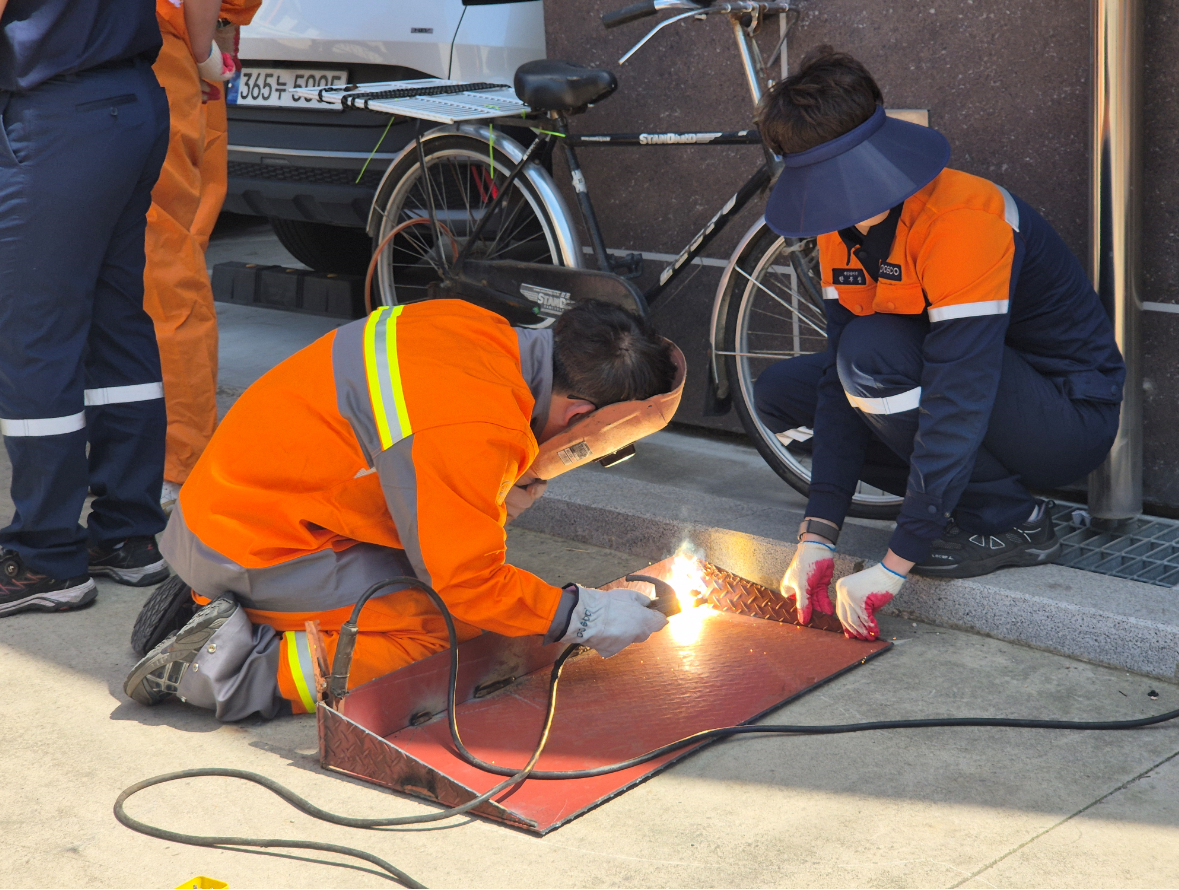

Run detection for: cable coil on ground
[[116, 577, 1179, 887]]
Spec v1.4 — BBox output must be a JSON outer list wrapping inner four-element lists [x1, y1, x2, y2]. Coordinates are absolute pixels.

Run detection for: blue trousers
[[754, 314, 1120, 534], [0, 62, 170, 578]]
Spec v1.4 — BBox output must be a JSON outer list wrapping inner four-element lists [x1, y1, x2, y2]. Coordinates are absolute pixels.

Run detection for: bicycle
[[299, 0, 902, 520]]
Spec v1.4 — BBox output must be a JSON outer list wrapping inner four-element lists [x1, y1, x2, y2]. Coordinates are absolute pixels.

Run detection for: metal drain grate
[[1051, 502, 1179, 587]]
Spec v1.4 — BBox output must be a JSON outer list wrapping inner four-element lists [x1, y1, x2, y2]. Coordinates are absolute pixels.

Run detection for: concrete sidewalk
[[2, 223, 1178, 887], [2, 527, 1178, 888]]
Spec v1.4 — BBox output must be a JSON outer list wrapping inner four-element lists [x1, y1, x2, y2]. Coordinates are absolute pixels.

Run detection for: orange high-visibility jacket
[[163, 300, 563, 644]]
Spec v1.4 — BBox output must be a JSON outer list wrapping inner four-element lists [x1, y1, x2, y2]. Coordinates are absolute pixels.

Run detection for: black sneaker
[[88, 535, 169, 587], [124, 595, 237, 706], [911, 501, 1061, 579], [131, 574, 197, 657], [0, 550, 97, 617]]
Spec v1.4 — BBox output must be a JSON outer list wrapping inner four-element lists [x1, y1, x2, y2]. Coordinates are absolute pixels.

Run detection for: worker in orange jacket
[[145, 0, 261, 513], [124, 300, 679, 721]]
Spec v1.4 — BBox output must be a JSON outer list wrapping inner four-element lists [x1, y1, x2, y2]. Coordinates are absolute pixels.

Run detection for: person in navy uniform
[[754, 48, 1124, 640], [0, 0, 173, 617]]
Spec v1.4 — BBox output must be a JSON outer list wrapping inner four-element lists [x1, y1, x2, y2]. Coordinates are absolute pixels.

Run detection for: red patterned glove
[[834, 562, 905, 640], [780, 541, 835, 625]]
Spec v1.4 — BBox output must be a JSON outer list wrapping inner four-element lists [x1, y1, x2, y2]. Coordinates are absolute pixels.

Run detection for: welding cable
[[113, 594, 580, 888], [116, 576, 1179, 886], [377, 577, 1179, 780], [330, 578, 1179, 780]]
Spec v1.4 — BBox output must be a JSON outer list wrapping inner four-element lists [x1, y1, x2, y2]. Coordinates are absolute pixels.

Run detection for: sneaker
[[160, 480, 181, 515], [88, 535, 169, 587], [911, 500, 1060, 579], [131, 573, 197, 657], [124, 595, 237, 706], [0, 550, 97, 617]]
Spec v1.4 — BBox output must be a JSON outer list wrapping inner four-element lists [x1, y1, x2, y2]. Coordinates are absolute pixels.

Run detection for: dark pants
[[754, 314, 1120, 534], [0, 62, 170, 578]]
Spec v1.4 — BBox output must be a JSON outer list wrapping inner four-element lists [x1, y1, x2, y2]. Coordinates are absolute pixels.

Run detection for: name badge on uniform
[[878, 262, 903, 282], [832, 268, 867, 286]]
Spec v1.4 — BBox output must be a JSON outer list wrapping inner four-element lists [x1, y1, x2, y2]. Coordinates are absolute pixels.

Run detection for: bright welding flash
[[666, 551, 714, 646]]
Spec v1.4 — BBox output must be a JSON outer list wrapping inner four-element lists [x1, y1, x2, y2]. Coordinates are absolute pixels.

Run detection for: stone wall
[[544, 0, 1179, 509]]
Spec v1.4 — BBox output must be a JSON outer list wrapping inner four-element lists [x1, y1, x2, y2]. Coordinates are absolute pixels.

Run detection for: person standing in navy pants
[[0, 0, 173, 616]]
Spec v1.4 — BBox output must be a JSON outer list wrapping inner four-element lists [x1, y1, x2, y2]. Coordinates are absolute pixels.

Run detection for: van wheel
[[269, 218, 373, 275]]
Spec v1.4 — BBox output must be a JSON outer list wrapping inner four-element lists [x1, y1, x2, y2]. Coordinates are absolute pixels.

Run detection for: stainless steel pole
[[1088, 0, 1144, 525]]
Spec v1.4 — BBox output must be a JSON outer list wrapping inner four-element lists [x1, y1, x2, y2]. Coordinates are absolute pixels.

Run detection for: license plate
[[228, 67, 349, 110]]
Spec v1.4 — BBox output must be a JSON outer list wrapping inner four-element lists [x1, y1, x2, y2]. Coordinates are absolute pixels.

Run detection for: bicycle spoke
[[736, 265, 828, 338]]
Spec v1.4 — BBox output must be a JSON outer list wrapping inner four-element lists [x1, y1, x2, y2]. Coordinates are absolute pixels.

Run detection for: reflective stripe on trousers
[[283, 630, 317, 713], [844, 386, 922, 415], [0, 383, 164, 437]]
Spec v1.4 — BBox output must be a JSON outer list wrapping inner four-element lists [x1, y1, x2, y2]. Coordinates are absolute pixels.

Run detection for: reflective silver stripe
[[0, 411, 86, 437], [996, 184, 1019, 231], [928, 300, 1010, 323], [845, 386, 922, 415], [83, 382, 164, 406], [822, 285, 839, 300], [775, 426, 813, 444]]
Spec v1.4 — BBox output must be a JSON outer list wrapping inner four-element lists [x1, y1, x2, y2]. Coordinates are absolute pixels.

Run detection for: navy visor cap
[[764, 105, 951, 238]]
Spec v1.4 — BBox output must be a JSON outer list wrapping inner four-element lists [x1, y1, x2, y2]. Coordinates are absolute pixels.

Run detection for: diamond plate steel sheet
[[320, 557, 889, 834]]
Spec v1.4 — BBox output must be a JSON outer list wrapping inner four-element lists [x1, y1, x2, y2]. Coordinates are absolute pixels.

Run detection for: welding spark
[[666, 546, 714, 646]]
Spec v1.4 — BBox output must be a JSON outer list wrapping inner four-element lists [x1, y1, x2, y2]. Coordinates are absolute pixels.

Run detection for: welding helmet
[[528, 341, 686, 480], [764, 105, 951, 238]]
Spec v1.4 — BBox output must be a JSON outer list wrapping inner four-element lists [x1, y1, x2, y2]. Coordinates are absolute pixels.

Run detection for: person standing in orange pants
[[144, 0, 260, 513]]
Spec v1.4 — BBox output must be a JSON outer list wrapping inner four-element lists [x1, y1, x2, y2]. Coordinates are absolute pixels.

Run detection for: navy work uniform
[[0, 0, 170, 579], [755, 167, 1125, 562]]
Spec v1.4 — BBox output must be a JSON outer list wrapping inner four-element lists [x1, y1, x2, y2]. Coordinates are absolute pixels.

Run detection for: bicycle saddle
[[513, 60, 617, 113]]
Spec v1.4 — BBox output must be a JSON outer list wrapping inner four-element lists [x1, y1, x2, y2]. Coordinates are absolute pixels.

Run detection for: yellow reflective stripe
[[364, 307, 393, 450], [363, 305, 412, 451], [284, 631, 316, 713]]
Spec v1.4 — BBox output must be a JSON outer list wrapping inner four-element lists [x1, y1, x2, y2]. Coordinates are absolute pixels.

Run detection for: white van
[[224, 0, 545, 272]]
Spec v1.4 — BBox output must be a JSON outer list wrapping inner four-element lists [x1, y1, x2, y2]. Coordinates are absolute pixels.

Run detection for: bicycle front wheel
[[721, 223, 903, 520], [372, 134, 570, 320]]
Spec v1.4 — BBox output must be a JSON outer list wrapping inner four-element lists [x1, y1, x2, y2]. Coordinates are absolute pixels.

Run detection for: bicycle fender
[[366, 124, 584, 270], [708, 216, 775, 415]]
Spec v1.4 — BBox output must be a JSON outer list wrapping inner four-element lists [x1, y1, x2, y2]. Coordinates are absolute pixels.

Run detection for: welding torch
[[625, 573, 703, 617]]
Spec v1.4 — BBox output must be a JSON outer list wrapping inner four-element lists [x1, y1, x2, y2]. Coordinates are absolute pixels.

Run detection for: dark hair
[[552, 300, 676, 405], [755, 46, 883, 155]]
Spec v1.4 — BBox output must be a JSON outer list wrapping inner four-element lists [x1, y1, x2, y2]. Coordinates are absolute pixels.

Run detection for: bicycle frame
[[559, 131, 771, 303], [448, 5, 785, 304]]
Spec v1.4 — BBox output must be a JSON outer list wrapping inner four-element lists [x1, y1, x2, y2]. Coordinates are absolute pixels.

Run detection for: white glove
[[834, 562, 905, 640], [780, 541, 835, 625], [505, 475, 547, 523], [197, 47, 235, 82], [559, 586, 668, 658]]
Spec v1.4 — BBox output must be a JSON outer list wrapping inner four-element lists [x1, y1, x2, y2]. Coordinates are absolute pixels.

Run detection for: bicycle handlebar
[[602, 0, 791, 29], [602, 0, 664, 29]]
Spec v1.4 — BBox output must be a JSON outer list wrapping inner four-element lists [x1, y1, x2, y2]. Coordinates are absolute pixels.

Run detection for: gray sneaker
[[123, 595, 237, 706]]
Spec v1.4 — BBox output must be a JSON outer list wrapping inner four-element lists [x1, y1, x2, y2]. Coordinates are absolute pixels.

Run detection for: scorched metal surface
[[318, 557, 890, 834]]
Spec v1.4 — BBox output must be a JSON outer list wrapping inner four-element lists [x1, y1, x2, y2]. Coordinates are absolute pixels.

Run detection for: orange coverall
[[162, 301, 564, 713], [145, 0, 260, 485]]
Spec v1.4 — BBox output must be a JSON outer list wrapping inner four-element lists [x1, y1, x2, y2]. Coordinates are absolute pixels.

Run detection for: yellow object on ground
[[175, 877, 228, 889]]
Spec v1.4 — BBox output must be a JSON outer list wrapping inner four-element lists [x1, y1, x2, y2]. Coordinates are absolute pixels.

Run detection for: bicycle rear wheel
[[372, 135, 569, 322], [721, 223, 903, 520]]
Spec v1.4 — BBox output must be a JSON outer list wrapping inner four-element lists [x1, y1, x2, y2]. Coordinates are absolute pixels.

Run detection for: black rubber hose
[[117, 575, 1179, 887], [115, 605, 579, 888]]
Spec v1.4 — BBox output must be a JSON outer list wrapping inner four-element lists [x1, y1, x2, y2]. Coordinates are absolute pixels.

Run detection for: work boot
[[131, 574, 197, 657], [911, 500, 1060, 579], [88, 535, 169, 587], [124, 595, 237, 706], [0, 550, 97, 617]]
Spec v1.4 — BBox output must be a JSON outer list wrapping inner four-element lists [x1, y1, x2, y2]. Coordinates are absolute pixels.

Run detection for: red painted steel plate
[[382, 607, 888, 833]]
